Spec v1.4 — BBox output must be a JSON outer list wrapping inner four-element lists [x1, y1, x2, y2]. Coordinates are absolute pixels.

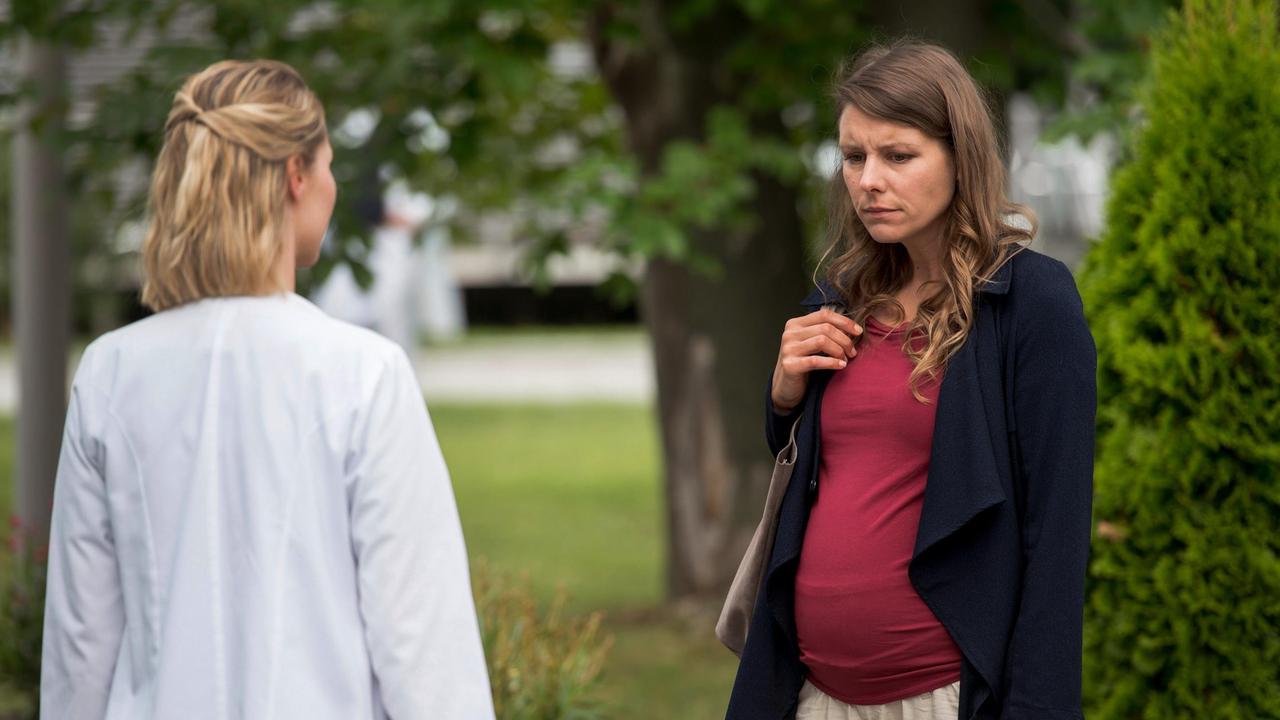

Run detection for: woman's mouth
[[861, 207, 899, 219]]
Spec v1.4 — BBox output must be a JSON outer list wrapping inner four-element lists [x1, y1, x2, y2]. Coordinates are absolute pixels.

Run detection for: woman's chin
[[867, 232, 903, 246]]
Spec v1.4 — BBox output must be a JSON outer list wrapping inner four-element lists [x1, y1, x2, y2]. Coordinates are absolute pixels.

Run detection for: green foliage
[[0, 520, 45, 720], [57, 0, 615, 294], [1078, 1, 1280, 716], [475, 561, 612, 720], [1049, 0, 1180, 144], [3, 0, 1088, 317]]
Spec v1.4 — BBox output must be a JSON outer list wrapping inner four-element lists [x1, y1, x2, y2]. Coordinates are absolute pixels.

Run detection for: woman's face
[[287, 139, 337, 267], [838, 105, 955, 250]]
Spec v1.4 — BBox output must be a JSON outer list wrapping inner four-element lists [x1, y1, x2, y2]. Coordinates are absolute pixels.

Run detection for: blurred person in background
[[727, 42, 1096, 720], [314, 176, 463, 358], [40, 59, 493, 720]]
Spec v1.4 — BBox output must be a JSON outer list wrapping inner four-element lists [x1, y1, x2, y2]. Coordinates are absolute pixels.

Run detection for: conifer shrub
[[1079, 0, 1280, 716]]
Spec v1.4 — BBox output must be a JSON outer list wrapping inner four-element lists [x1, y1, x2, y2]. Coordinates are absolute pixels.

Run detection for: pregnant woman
[[41, 60, 493, 719], [726, 42, 1097, 720]]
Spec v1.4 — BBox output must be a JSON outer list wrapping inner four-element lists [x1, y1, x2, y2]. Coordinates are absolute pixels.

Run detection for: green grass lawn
[[437, 403, 664, 613], [440, 402, 737, 719], [0, 405, 739, 719]]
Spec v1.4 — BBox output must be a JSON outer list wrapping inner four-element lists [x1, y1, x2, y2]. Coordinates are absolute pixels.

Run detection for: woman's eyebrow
[[838, 141, 922, 152]]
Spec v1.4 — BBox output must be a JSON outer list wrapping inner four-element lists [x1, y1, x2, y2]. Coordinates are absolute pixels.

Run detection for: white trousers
[[795, 679, 961, 720]]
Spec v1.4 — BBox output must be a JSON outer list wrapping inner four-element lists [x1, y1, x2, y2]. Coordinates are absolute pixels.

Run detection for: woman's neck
[[900, 232, 947, 287], [266, 221, 298, 294]]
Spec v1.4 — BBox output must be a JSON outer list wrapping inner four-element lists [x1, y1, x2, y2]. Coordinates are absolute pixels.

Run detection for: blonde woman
[[727, 43, 1096, 719], [40, 60, 494, 720]]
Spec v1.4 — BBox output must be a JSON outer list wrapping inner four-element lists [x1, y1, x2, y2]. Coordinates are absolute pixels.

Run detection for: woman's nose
[[859, 158, 886, 193]]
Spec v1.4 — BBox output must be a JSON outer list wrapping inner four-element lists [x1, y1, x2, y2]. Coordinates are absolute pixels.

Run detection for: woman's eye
[[843, 153, 864, 164], [890, 153, 913, 163]]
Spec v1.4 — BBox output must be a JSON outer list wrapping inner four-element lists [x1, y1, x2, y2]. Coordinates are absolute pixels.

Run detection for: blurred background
[[2, 0, 1274, 718]]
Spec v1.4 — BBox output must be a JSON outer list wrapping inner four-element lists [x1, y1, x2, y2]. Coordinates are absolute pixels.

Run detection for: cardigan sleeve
[[1001, 258, 1097, 719], [765, 287, 838, 457], [764, 374, 802, 458]]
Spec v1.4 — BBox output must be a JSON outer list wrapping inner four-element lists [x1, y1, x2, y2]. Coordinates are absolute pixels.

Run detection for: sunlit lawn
[[438, 403, 738, 719], [0, 405, 739, 719]]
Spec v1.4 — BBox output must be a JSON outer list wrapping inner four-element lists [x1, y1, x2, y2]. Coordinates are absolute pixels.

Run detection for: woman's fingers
[[784, 322, 859, 358], [790, 333, 854, 361], [774, 309, 862, 398], [781, 353, 847, 373], [790, 309, 862, 338]]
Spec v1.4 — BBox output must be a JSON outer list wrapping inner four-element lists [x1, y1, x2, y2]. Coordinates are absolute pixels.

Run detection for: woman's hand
[[770, 309, 862, 414]]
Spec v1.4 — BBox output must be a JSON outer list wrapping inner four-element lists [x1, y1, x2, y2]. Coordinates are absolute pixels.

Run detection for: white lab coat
[[40, 293, 494, 720]]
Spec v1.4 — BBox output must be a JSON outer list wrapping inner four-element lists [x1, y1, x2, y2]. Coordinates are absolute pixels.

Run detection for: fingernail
[[838, 359, 847, 367]]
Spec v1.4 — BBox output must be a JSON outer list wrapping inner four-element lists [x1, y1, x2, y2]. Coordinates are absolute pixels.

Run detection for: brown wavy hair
[[141, 59, 327, 311], [817, 41, 1034, 401]]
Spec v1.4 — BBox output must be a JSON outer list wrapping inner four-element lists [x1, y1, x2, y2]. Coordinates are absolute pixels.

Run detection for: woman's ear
[[286, 155, 306, 202]]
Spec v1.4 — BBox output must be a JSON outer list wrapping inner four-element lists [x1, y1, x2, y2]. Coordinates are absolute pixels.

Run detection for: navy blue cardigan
[[725, 248, 1097, 720]]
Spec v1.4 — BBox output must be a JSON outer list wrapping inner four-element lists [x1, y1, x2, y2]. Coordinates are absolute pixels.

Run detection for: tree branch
[[1015, 0, 1094, 56]]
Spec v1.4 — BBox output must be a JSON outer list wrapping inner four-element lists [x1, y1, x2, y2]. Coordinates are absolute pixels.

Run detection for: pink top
[[793, 315, 962, 705]]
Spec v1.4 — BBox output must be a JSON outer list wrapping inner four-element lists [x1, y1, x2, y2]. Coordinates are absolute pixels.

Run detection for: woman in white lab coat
[[40, 59, 494, 720]]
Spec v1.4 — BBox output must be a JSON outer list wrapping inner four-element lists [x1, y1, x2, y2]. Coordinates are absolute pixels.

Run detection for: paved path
[[0, 333, 655, 413], [415, 335, 653, 404]]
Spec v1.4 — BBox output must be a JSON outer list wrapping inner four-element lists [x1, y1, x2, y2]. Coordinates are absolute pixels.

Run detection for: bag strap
[[780, 412, 803, 463]]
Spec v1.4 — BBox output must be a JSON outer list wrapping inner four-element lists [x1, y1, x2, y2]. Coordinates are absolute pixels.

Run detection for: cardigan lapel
[[913, 256, 1016, 555], [913, 304, 1008, 558]]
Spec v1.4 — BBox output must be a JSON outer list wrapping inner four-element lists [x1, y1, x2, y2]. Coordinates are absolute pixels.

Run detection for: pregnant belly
[[794, 572, 961, 705]]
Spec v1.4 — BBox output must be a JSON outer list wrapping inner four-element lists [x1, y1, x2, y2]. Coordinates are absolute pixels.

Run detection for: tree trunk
[[11, 34, 70, 549], [643, 177, 808, 598], [867, 0, 989, 58], [590, 2, 809, 599]]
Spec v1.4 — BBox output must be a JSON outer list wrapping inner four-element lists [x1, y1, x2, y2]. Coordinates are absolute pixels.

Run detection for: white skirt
[[796, 679, 961, 720]]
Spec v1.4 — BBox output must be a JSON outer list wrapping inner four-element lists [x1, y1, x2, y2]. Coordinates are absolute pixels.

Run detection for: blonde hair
[[141, 59, 327, 311], [819, 41, 1034, 401]]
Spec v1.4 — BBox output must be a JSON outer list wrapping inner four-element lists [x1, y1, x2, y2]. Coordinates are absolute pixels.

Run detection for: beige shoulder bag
[[715, 414, 803, 656]]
